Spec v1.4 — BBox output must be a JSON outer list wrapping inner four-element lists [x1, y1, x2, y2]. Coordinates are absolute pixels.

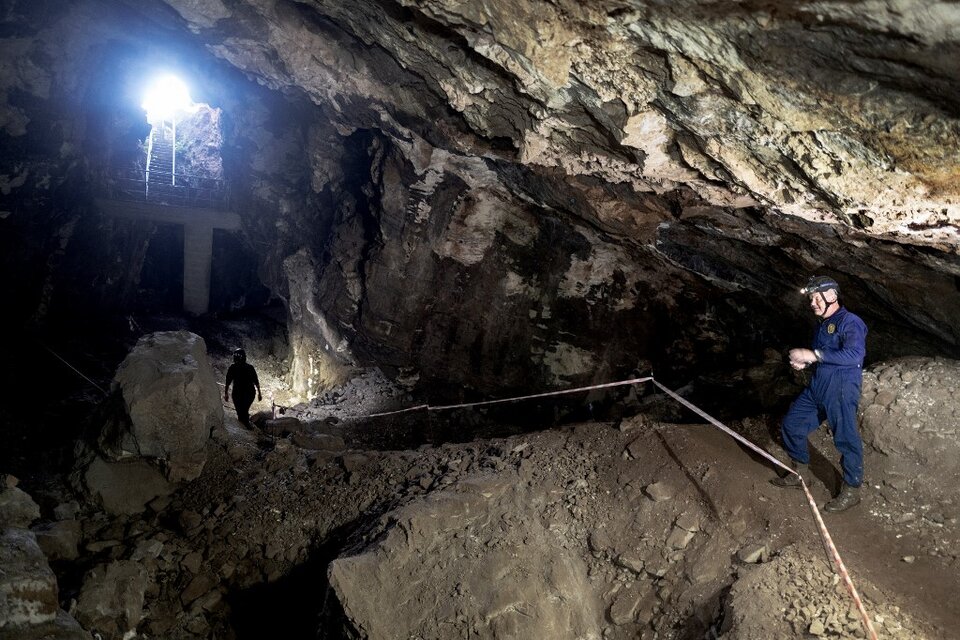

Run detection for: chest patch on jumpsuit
[[827, 323, 836, 334]]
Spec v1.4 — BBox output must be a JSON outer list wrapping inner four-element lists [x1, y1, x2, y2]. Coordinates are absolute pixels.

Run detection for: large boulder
[[104, 331, 222, 482], [0, 528, 58, 630], [81, 456, 175, 517], [75, 560, 148, 639], [327, 475, 602, 639]]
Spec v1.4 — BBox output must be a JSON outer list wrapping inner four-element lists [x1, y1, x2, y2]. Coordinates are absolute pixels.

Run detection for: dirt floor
[[202, 345, 960, 638], [6, 314, 959, 639]]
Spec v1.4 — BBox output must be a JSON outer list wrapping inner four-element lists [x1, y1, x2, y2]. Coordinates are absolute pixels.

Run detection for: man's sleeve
[[819, 317, 867, 366], [225, 365, 234, 386]]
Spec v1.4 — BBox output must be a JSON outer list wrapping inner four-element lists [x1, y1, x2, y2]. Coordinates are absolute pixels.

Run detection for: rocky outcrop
[[0, 528, 61, 632], [106, 331, 222, 482], [75, 561, 148, 639], [81, 456, 175, 517], [0, 478, 90, 640], [76, 332, 220, 515]]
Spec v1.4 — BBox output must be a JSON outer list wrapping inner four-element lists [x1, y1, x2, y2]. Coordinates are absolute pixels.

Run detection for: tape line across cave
[[274, 375, 879, 640]]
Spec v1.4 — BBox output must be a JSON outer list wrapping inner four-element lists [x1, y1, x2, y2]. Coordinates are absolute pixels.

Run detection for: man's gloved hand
[[788, 348, 817, 370]]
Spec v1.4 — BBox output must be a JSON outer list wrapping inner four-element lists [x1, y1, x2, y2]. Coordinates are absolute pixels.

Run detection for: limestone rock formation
[[106, 331, 222, 482], [0, 528, 59, 631], [0, 482, 90, 640]]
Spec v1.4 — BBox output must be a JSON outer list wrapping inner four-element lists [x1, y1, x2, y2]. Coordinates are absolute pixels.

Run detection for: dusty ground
[[112, 351, 958, 638], [7, 315, 960, 639]]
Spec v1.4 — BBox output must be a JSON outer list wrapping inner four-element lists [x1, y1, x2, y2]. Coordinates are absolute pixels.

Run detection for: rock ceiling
[[155, 0, 960, 246]]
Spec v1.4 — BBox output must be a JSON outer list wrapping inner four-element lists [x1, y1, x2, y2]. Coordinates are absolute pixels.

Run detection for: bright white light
[[141, 75, 192, 124]]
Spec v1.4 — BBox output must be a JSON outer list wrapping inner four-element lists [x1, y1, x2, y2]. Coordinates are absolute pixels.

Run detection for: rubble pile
[[722, 547, 918, 639]]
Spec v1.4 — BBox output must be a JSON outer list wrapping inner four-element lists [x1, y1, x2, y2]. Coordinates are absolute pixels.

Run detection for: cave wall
[[3, 0, 960, 404]]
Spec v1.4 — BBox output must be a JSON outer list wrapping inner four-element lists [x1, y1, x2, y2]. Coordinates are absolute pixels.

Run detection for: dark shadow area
[[228, 520, 359, 640], [210, 229, 271, 313], [0, 328, 122, 482], [809, 442, 844, 495], [136, 222, 184, 313]]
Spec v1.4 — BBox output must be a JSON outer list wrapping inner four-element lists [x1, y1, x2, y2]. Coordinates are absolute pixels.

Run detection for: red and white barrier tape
[[272, 377, 652, 419], [429, 377, 653, 412], [363, 404, 430, 419], [651, 380, 879, 640], [798, 480, 879, 640]]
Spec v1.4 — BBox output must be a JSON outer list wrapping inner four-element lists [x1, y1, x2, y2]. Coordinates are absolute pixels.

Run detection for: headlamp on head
[[800, 276, 840, 296]]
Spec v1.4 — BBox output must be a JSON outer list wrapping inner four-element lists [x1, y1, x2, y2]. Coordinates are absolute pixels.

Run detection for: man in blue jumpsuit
[[771, 276, 867, 512]]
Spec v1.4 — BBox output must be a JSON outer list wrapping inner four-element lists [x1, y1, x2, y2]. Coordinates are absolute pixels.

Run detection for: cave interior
[[1, 1, 960, 639]]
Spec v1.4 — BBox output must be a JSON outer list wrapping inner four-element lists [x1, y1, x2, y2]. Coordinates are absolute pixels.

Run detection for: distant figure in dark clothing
[[224, 348, 261, 426]]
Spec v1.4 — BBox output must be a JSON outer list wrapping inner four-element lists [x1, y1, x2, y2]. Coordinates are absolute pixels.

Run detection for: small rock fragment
[[643, 482, 673, 502], [615, 553, 645, 573], [666, 526, 695, 550], [675, 513, 699, 532], [588, 529, 612, 553], [737, 544, 768, 564]]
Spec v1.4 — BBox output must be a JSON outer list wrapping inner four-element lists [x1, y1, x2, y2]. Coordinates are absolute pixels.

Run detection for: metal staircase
[[145, 123, 174, 199], [105, 124, 226, 209]]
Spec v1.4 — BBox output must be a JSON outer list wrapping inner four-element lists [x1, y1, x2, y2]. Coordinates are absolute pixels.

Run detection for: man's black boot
[[824, 483, 861, 512], [770, 461, 808, 488]]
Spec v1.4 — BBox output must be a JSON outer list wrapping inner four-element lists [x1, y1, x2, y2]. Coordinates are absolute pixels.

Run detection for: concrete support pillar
[[183, 223, 213, 315], [95, 199, 240, 317]]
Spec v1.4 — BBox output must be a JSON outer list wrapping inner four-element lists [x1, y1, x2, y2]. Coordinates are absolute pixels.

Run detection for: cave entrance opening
[[139, 74, 224, 206], [97, 71, 250, 315]]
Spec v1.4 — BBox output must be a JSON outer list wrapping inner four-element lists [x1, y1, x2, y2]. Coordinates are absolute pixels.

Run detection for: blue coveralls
[[782, 307, 868, 487]]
